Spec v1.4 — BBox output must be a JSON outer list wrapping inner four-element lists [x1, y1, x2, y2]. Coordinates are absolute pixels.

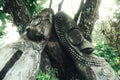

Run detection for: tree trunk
[[0, 8, 53, 80], [77, 0, 101, 42], [0, 38, 43, 80], [3, 0, 31, 34], [1, 0, 119, 80]]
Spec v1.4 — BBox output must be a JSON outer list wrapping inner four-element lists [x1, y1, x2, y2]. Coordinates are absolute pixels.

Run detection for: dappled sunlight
[[0, 21, 20, 48], [0, 0, 117, 46], [4, 22, 20, 44], [0, 0, 117, 47], [44, 0, 117, 19], [0, 0, 120, 79], [99, 0, 117, 20], [92, 0, 117, 45]]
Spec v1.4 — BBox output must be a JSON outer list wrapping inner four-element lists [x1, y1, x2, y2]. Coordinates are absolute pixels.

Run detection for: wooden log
[[0, 39, 43, 80], [0, 8, 53, 80]]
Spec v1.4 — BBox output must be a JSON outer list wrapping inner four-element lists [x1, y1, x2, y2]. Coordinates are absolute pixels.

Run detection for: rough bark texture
[[58, 0, 64, 12], [3, 0, 31, 34], [1, 0, 119, 80], [78, 0, 101, 42], [43, 30, 80, 80], [0, 38, 43, 80], [0, 9, 53, 80]]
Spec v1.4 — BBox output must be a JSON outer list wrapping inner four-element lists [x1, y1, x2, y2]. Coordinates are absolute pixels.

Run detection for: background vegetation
[[93, 0, 120, 76], [0, 0, 119, 79], [93, 42, 120, 75], [0, 0, 46, 35], [37, 69, 58, 80]]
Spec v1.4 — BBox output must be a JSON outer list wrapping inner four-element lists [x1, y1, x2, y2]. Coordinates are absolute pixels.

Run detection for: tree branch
[[78, 0, 101, 42], [49, 0, 52, 8], [3, 0, 31, 34], [58, 0, 64, 12], [74, 0, 84, 23]]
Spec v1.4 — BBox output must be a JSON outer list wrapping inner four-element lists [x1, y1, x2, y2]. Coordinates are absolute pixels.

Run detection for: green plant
[[0, 25, 5, 37], [37, 69, 58, 80], [0, 0, 47, 36], [25, 0, 47, 16], [0, 9, 7, 37], [93, 42, 120, 75]]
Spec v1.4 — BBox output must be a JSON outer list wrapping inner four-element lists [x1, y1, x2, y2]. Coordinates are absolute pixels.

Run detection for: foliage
[[98, 16, 120, 56], [0, 0, 3, 7], [0, 25, 5, 37], [96, 2, 120, 76], [93, 42, 120, 75], [0, 0, 6, 36], [37, 69, 58, 80], [0, 11, 7, 37], [70, 77, 80, 80], [0, 24, 5, 38], [0, 0, 47, 36], [25, 0, 47, 16]]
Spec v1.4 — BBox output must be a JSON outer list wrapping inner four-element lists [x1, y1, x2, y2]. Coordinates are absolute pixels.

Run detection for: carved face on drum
[[55, 11, 95, 54]]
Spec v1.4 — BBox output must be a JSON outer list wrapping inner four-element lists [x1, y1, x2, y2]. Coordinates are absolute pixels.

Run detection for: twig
[[58, 0, 64, 12], [49, 0, 52, 8]]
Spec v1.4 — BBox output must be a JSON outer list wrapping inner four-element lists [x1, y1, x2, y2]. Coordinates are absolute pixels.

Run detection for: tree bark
[[0, 8, 53, 80], [0, 38, 43, 80], [43, 33, 80, 80], [1, 0, 119, 80], [49, 0, 52, 8], [78, 0, 101, 42], [3, 0, 31, 34], [58, 0, 64, 12]]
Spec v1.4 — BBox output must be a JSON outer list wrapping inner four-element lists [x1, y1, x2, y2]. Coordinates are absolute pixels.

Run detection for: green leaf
[[0, 0, 3, 7], [93, 42, 120, 75]]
